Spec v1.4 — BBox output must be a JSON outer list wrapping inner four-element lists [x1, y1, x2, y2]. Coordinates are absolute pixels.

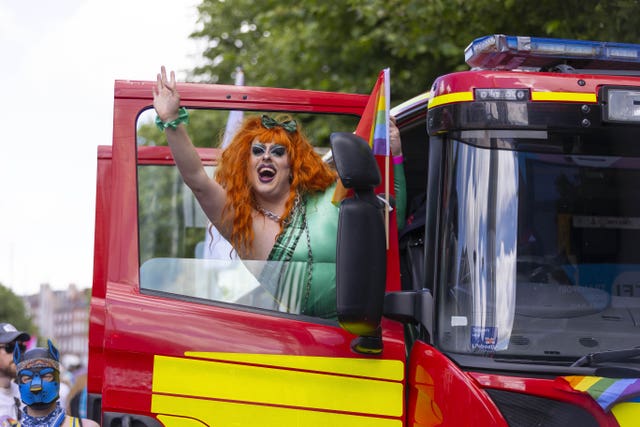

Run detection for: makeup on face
[[251, 142, 287, 158]]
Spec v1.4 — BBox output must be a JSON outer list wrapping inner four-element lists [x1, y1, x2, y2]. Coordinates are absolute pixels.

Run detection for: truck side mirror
[[330, 132, 386, 354]]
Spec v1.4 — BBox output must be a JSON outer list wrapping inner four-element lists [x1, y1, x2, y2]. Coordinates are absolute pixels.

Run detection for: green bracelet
[[155, 107, 189, 131]]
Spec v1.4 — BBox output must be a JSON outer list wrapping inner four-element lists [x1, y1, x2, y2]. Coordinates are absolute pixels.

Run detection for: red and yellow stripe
[[428, 90, 597, 108], [151, 352, 404, 427]]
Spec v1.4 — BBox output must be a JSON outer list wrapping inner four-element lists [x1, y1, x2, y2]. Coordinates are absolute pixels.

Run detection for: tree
[[190, 0, 640, 103], [0, 283, 35, 335]]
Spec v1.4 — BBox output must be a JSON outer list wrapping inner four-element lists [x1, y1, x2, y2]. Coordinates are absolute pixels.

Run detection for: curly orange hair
[[215, 114, 336, 256]]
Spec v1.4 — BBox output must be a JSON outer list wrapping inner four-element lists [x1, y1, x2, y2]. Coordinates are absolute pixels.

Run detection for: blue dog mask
[[13, 340, 61, 408]]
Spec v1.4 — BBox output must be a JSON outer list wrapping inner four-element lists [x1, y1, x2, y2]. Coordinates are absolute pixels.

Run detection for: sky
[[0, 0, 202, 296]]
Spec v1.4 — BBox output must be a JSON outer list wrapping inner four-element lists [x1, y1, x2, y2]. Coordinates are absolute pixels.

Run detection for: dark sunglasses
[[3, 342, 26, 353], [251, 143, 287, 158]]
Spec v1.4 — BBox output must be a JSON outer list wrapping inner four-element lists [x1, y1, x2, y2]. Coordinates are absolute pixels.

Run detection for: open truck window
[[135, 108, 358, 316]]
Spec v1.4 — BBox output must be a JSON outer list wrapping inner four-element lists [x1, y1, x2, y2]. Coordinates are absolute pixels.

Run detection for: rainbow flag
[[562, 376, 640, 411], [370, 68, 390, 156], [332, 68, 390, 204]]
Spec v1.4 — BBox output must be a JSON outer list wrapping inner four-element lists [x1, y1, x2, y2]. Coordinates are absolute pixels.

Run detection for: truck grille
[[485, 389, 598, 427]]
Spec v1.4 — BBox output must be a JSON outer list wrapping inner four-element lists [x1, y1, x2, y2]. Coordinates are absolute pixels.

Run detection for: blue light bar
[[465, 35, 640, 71]]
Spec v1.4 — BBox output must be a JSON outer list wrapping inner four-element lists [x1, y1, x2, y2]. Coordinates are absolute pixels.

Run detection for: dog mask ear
[[47, 339, 60, 362]]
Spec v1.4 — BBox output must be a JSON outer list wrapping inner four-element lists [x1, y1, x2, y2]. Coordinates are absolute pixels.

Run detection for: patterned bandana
[[20, 403, 65, 427], [16, 358, 59, 373]]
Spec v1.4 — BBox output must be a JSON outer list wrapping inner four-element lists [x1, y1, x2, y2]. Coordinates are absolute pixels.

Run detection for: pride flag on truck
[[369, 68, 391, 156], [332, 68, 390, 204]]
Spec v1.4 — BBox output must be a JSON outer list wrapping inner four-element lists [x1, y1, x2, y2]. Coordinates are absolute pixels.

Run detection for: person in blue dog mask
[[13, 341, 99, 427]]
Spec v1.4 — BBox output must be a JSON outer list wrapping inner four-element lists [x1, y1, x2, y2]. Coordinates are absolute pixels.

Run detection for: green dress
[[264, 183, 339, 318], [266, 164, 406, 319]]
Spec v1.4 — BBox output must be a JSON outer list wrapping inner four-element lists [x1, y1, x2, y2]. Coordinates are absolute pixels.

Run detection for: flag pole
[[385, 153, 390, 250], [384, 68, 390, 250]]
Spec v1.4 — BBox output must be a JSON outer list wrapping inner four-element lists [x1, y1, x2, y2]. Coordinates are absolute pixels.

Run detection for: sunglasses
[[251, 143, 287, 158], [3, 342, 26, 353]]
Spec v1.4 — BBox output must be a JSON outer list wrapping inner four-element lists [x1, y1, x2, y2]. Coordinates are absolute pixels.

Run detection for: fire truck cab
[[89, 35, 640, 427]]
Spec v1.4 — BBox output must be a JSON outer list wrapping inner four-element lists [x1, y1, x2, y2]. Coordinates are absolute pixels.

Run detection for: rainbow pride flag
[[332, 68, 390, 205], [562, 376, 640, 411], [370, 68, 390, 156]]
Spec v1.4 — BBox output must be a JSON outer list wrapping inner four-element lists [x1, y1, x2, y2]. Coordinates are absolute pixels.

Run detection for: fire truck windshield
[[437, 136, 640, 364]]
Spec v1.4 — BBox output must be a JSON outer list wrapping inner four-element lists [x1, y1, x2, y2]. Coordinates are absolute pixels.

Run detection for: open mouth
[[258, 165, 276, 183]]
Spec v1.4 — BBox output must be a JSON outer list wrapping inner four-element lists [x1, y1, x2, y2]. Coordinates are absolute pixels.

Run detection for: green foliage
[[190, 0, 640, 103], [137, 165, 194, 264], [0, 283, 35, 335], [137, 110, 226, 148], [137, 109, 358, 149]]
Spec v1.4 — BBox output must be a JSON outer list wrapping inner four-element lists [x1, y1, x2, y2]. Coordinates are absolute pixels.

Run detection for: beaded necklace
[[256, 206, 283, 223], [256, 194, 301, 226]]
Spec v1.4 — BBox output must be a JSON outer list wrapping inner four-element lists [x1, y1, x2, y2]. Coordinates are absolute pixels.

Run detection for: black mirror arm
[[384, 289, 434, 342]]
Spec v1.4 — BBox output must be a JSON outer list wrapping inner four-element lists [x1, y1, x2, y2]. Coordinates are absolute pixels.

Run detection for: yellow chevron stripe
[[152, 354, 404, 426], [153, 355, 402, 415], [531, 92, 596, 102], [184, 351, 404, 381], [428, 92, 474, 108], [153, 395, 401, 427], [428, 90, 596, 109]]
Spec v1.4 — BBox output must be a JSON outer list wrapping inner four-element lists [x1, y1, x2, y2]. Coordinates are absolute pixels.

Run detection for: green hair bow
[[261, 115, 297, 133]]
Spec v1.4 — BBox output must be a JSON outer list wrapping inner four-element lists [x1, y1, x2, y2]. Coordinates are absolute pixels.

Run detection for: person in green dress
[[153, 66, 405, 318]]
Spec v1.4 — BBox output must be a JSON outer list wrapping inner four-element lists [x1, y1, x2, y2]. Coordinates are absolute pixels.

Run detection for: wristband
[[393, 154, 404, 165], [155, 107, 189, 131]]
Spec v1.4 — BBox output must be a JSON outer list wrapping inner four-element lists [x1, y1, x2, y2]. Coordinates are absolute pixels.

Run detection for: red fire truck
[[88, 35, 640, 426]]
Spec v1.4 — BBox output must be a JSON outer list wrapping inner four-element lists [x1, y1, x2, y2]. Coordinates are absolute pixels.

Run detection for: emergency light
[[465, 34, 640, 71], [475, 88, 529, 101]]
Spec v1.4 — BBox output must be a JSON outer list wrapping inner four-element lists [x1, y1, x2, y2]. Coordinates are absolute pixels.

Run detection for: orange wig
[[215, 114, 336, 256]]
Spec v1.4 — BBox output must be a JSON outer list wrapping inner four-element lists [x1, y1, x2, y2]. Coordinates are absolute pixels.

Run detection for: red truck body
[[89, 36, 640, 427]]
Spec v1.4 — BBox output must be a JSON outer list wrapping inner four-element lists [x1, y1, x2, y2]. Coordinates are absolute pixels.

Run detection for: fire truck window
[[439, 135, 640, 358], [135, 108, 358, 318]]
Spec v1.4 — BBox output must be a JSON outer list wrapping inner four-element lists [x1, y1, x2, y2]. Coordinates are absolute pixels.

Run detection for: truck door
[[90, 80, 407, 427]]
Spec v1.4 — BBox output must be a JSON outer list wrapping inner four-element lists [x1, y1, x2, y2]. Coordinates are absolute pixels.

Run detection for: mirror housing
[[330, 132, 386, 354], [330, 132, 381, 189]]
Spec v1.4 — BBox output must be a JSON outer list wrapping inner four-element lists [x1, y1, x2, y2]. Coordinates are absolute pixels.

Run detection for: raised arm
[[152, 66, 229, 231]]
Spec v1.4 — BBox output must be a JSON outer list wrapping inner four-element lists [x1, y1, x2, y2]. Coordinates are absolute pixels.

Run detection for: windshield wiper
[[571, 347, 640, 367]]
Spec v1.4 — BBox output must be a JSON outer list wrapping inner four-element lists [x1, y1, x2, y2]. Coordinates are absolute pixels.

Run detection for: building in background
[[23, 283, 90, 367]]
